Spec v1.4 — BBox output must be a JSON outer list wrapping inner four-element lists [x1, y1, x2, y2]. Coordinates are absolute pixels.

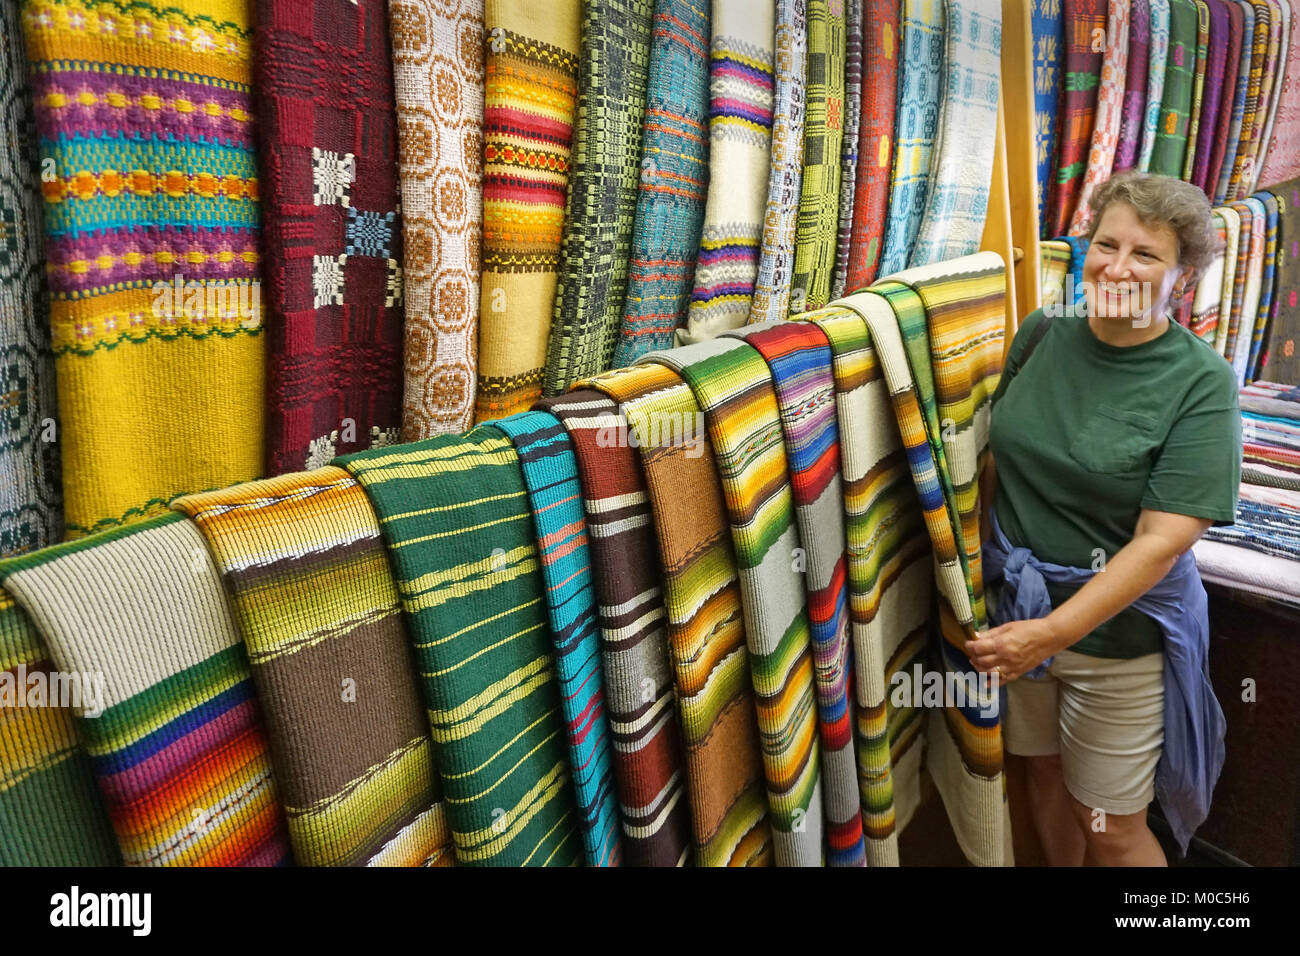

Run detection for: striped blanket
[[790, 0, 847, 312], [750, 0, 808, 323], [533, 391, 693, 866], [583, 363, 774, 865], [336, 432, 581, 865], [475, 0, 581, 421], [491, 412, 624, 865], [0, 514, 292, 866], [0, 591, 119, 865], [173, 469, 451, 867], [641, 338, 825, 866], [613, 0, 711, 365], [544, 0, 654, 393], [736, 321, 865, 866], [1215, 0, 1257, 201], [1237, 0, 1282, 196], [1204, 498, 1300, 558]]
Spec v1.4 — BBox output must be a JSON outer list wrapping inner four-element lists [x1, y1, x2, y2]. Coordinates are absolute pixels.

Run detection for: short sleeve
[[1141, 364, 1241, 525], [991, 309, 1047, 407]]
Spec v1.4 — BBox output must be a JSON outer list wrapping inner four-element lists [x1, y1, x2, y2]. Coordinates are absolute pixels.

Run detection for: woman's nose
[[1102, 252, 1131, 279]]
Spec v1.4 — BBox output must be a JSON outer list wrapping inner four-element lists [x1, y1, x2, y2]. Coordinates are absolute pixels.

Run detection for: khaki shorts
[[1003, 647, 1165, 816]]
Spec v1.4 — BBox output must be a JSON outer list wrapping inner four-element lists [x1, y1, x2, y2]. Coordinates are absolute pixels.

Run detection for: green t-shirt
[[988, 307, 1241, 657]]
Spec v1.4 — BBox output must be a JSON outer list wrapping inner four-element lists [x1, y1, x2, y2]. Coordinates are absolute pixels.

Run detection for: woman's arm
[[967, 508, 1213, 680]]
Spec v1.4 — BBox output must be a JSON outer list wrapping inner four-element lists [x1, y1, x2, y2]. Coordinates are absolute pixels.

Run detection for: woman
[[971, 171, 1240, 866]]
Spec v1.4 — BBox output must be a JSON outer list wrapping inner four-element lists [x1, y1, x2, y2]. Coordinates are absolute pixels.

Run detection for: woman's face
[[1082, 202, 1194, 326]]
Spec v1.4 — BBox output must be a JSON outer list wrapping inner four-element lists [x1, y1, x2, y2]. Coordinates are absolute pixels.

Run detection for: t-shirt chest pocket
[[1068, 404, 1162, 475]]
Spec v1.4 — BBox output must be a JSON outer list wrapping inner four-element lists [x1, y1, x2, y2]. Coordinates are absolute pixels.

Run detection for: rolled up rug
[[173, 469, 452, 867], [0, 514, 293, 866], [392, 0, 484, 439], [1138, 0, 1171, 170], [23, 0, 265, 538], [475, 0, 581, 422], [1115, 0, 1152, 172], [612, 0, 711, 365], [258, 0, 405, 475], [584, 363, 773, 866], [544, 0, 654, 394]]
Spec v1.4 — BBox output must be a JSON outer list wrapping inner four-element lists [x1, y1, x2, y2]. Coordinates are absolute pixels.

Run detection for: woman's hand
[[966, 618, 1063, 682]]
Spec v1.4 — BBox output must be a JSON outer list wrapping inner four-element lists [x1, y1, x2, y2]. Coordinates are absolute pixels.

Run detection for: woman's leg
[[1026, 754, 1087, 866], [1070, 798, 1167, 866]]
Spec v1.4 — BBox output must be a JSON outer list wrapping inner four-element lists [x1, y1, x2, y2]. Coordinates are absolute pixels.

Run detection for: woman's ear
[[1173, 264, 1198, 296]]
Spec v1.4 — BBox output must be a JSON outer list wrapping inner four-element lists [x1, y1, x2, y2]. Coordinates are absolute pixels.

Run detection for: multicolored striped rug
[[544, 0, 654, 393], [173, 469, 452, 867], [0, 513, 292, 866], [1149, 0, 1198, 177], [750, 0, 807, 323], [1046, 0, 1106, 238], [683, 0, 776, 341], [739, 320, 865, 866], [583, 363, 774, 866], [392, 0, 484, 438], [257, 0, 405, 474], [475, 1, 581, 421], [533, 390, 694, 866], [845, 0, 901, 290], [0, 0, 61, 556], [0, 591, 120, 865], [1115, 0, 1152, 171], [879, 0, 945, 277], [1190, 0, 1231, 190], [23, 0, 265, 537], [1070, 0, 1131, 235], [336, 431, 581, 865], [642, 338, 824, 866], [613, 0, 711, 365], [1139, 0, 1172, 170], [491, 412, 624, 865], [831, 0, 864, 300], [911, 0, 1002, 262]]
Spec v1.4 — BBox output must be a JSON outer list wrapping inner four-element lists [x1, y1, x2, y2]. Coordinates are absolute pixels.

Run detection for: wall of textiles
[[1, 0, 1298, 867]]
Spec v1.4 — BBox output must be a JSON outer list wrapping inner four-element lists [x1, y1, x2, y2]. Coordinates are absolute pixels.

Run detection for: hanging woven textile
[[173, 470, 453, 867], [543, 0, 654, 394], [1245, 193, 1278, 379], [730, 321, 864, 866], [1190, 209, 1229, 344], [391, 0, 484, 439], [491, 412, 624, 866], [791, 0, 847, 312], [0, 514, 293, 866], [1115, 0, 1151, 171], [1031, 0, 1065, 230], [337, 430, 581, 865], [1213, 202, 1242, 351], [1045, 0, 1106, 239], [531, 390, 694, 866], [1206, 0, 1246, 197], [843, 0, 900, 291], [1220, 200, 1254, 355], [23, 0, 265, 538], [1253, 0, 1292, 191], [912, 0, 1002, 263], [1216, 0, 1262, 201], [1190, 0, 1232, 190], [475, 1, 580, 423], [1229, 196, 1268, 381], [1149, 0, 1198, 177], [1039, 239, 1074, 308], [1138, 0, 1171, 170], [257, 0, 405, 475], [1257, 2, 1299, 186], [680, 1, 776, 341], [612, 0, 711, 365], [831, 0, 865, 299], [751, 0, 808, 323], [584, 363, 774, 866], [1256, 178, 1298, 384], [1240, 0, 1285, 194], [641, 339, 825, 867], [805, 305, 931, 866], [878, 0, 946, 276], [0, 0, 61, 556], [1070, 0, 1131, 236], [1180, 1, 1211, 180], [0, 592, 120, 865]]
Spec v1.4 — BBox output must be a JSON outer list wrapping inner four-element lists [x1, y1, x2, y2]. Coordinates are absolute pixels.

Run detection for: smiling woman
[[976, 170, 1240, 867]]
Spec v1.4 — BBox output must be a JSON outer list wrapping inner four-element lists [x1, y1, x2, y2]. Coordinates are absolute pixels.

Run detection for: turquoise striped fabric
[[337, 431, 582, 866], [492, 411, 623, 866], [878, 0, 946, 277]]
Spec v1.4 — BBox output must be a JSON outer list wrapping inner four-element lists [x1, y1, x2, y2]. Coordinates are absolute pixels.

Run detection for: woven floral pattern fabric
[[1149, 0, 1199, 177], [392, 0, 484, 439], [258, 0, 406, 476], [1070, 0, 1131, 236], [1045, 0, 1105, 238], [751, 0, 807, 323], [24, 0, 266, 538], [475, 1, 580, 422], [1031, 0, 1064, 230]]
